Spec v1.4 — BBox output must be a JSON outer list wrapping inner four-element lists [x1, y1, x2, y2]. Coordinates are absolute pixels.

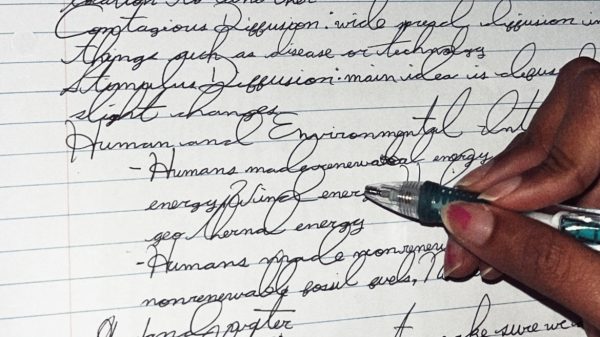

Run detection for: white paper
[[1, 0, 598, 336]]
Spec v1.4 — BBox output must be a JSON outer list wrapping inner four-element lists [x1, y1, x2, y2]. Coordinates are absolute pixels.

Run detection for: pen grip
[[417, 181, 482, 223]]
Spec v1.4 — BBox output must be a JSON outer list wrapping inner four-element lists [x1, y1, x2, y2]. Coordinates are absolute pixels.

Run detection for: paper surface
[[0, 0, 598, 335]]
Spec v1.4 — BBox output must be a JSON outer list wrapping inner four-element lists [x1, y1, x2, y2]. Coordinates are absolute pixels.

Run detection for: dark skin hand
[[440, 57, 600, 336]]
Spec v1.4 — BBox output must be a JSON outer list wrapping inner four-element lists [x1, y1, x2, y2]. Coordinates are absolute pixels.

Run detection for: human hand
[[441, 57, 600, 335]]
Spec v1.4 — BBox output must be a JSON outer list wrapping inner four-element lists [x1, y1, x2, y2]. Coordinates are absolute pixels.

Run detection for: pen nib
[[364, 184, 390, 198]]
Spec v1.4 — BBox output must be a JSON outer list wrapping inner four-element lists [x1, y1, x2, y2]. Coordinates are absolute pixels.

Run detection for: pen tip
[[364, 184, 382, 197]]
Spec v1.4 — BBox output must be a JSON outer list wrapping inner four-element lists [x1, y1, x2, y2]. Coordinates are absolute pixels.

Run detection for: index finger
[[484, 67, 600, 210], [459, 58, 600, 196]]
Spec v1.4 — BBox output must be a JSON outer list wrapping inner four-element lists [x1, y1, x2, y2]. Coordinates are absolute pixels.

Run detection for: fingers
[[444, 237, 478, 278], [444, 238, 503, 281], [457, 57, 600, 210], [444, 57, 600, 329], [441, 201, 600, 326]]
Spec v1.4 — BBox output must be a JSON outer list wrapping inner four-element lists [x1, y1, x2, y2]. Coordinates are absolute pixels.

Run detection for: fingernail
[[456, 159, 495, 188], [443, 240, 463, 279], [480, 266, 495, 279], [441, 202, 494, 246], [479, 176, 522, 201]]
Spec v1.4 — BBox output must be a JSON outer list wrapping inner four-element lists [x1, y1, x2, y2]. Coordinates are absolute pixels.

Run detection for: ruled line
[[0, 100, 543, 128], [0, 46, 591, 67]]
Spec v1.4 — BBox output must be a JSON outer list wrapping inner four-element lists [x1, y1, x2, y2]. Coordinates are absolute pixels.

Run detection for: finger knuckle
[[522, 133, 551, 160], [522, 230, 573, 291], [558, 57, 600, 83], [575, 68, 600, 100], [540, 147, 589, 192]]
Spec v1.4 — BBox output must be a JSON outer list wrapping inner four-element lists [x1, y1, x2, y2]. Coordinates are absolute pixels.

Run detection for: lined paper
[[0, 0, 597, 336]]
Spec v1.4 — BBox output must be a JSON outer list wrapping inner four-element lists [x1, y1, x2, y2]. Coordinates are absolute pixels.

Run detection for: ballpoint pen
[[364, 180, 600, 246]]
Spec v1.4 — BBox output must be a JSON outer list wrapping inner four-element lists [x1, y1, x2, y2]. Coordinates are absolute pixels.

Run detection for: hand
[[440, 57, 600, 335]]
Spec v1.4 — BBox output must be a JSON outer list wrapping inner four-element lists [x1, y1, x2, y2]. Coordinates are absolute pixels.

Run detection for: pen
[[364, 180, 600, 246]]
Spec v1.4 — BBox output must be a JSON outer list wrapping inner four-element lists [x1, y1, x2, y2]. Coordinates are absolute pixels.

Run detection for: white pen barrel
[[525, 212, 560, 230]]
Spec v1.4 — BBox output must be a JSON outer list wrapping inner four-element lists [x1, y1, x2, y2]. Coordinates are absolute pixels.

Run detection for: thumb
[[441, 201, 600, 326]]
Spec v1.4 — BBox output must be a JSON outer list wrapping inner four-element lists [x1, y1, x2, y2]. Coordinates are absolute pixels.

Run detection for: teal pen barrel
[[560, 219, 600, 245], [417, 181, 482, 223]]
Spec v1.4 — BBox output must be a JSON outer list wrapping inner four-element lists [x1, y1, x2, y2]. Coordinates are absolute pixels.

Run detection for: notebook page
[[0, 0, 597, 336]]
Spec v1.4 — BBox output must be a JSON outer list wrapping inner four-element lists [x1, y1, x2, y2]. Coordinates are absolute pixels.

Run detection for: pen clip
[[549, 204, 600, 216]]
